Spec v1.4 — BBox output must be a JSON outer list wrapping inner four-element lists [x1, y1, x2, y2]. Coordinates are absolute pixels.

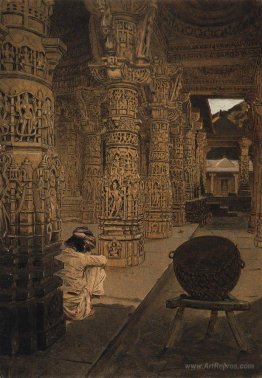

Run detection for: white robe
[[56, 247, 107, 320]]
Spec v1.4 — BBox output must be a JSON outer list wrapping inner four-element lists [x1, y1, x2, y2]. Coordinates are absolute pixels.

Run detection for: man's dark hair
[[65, 235, 86, 252]]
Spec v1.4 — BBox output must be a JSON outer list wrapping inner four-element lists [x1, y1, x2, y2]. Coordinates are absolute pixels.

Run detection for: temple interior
[[1, 0, 262, 376]]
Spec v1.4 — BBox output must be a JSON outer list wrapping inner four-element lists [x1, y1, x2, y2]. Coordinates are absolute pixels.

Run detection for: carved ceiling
[[50, 0, 262, 98], [158, 0, 262, 97]]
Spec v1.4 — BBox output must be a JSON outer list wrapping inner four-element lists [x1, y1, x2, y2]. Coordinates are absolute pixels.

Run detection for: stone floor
[[89, 214, 262, 378], [0, 222, 198, 378]]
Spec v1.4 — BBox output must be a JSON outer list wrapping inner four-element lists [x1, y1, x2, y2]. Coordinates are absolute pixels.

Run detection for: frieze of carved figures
[[147, 177, 172, 209], [184, 65, 256, 87], [102, 177, 141, 220], [106, 150, 138, 179], [0, 41, 48, 79], [34, 150, 64, 245], [0, 91, 54, 146]]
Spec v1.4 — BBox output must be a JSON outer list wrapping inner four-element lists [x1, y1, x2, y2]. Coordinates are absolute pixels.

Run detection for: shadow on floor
[[0, 303, 134, 378], [89, 283, 262, 377]]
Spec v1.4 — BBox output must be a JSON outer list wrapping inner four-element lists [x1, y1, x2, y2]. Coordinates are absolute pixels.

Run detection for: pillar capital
[[238, 136, 252, 151]]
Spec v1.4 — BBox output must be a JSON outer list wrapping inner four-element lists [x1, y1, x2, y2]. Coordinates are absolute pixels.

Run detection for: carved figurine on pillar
[[0, 0, 66, 354]]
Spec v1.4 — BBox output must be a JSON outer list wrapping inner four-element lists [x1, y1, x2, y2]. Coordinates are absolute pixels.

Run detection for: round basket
[[169, 236, 245, 300]]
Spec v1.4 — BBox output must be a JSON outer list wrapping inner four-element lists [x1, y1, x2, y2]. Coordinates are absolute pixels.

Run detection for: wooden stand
[[165, 294, 250, 352]]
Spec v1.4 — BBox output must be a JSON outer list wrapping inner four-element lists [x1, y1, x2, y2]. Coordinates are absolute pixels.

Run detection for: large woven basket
[[169, 236, 245, 300]]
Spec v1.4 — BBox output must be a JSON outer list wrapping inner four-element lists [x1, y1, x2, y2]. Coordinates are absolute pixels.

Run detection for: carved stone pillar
[[82, 132, 102, 224], [145, 58, 173, 238], [169, 96, 186, 227], [89, 66, 148, 268], [55, 95, 83, 222], [183, 98, 195, 201], [197, 130, 207, 195], [95, 81, 145, 266], [238, 137, 252, 197], [75, 88, 104, 224], [86, 0, 156, 265], [0, 1, 66, 354]]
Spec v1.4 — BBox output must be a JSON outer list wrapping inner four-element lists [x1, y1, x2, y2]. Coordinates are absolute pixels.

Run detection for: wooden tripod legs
[[165, 307, 248, 352]]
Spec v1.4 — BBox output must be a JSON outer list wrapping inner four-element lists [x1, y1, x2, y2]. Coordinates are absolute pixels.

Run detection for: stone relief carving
[[0, 41, 47, 78], [0, 91, 54, 145], [34, 149, 64, 245]]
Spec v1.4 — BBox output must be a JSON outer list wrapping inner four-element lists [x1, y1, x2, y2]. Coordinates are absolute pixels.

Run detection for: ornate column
[[198, 130, 208, 195], [169, 90, 186, 227], [86, 0, 156, 266], [183, 96, 195, 200], [238, 137, 252, 196], [55, 95, 83, 222], [145, 58, 173, 238], [0, 1, 66, 354], [76, 88, 104, 224]]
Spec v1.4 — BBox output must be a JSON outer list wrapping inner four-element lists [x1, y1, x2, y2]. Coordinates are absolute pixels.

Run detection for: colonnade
[[0, 0, 260, 355]]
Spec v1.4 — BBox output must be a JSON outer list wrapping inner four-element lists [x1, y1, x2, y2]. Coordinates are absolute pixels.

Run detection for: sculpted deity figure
[[20, 46, 32, 73], [151, 182, 160, 207], [16, 93, 36, 140], [108, 240, 121, 257], [109, 179, 123, 217], [36, 51, 46, 76], [42, 98, 54, 145], [3, 43, 14, 70], [0, 93, 10, 137]]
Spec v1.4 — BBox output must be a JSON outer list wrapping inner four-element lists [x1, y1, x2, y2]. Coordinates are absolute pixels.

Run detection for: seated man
[[56, 226, 107, 320]]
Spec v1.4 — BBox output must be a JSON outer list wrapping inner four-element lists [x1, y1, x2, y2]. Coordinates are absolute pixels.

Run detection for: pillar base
[[98, 225, 144, 267], [0, 289, 65, 355], [145, 212, 172, 239], [172, 205, 186, 227], [238, 184, 251, 197]]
